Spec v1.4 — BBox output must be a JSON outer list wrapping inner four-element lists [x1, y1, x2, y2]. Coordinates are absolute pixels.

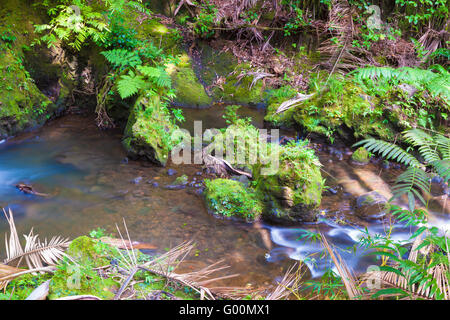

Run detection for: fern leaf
[[353, 139, 420, 167], [117, 72, 145, 99]]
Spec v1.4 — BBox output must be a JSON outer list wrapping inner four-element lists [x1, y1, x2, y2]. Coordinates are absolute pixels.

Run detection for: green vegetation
[[351, 147, 371, 164], [0, 0, 449, 302], [254, 140, 324, 223], [204, 178, 263, 221]]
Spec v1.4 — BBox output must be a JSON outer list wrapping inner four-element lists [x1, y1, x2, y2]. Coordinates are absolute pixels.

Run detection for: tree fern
[[403, 129, 440, 163]]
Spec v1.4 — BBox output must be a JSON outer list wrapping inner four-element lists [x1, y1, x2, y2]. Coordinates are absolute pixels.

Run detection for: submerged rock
[[355, 191, 389, 220]]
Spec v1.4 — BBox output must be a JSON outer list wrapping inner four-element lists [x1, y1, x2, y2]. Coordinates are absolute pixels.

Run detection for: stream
[[0, 106, 449, 289]]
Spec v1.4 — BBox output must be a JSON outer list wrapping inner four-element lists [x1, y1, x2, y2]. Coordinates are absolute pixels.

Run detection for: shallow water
[[0, 108, 448, 290]]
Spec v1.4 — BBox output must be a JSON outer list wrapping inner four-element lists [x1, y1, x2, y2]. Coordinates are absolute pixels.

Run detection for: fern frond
[[435, 134, 450, 160], [391, 166, 430, 210], [117, 72, 145, 99], [101, 49, 142, 69], [430, 160, 450, 183], [353, 139, 420, 167], [403, 129, 440, 163]]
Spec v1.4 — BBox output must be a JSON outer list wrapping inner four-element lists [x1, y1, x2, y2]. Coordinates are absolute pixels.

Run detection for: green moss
[[352, 147, 371, 163], [47, 235, 122, 300], [123, 96, 181, 166], [0, 0, 62, 138], [66, 236, 110, 267], [0, 273, 52, 300], [131, 270, 199, 300], [48, 258, 117, 300], [174, 174, 188, 185], [204, 178, 263, 222], [211, 63, 265, 105], [254, 140, 324, 223], [171, 61, 212, 107], [264, 86, 298, 127]]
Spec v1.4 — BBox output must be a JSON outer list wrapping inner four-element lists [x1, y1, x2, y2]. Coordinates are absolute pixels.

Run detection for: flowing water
[[0, 106, 448, 290]]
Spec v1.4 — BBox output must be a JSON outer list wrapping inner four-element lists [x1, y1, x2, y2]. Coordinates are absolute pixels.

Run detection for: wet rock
[[355, 191, 388, 220], [381, 161, 390, 169], [131, 176, 143, 184], [238, 175, 250, 188], [167, 168, 177, 176], [325, 187, 338, 195], [430, 176, 448, 196], [194, 188, 204, 195], [328, 147, 343, 161]]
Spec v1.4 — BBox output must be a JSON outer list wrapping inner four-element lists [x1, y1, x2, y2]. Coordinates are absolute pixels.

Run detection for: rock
[[381, 161, 390, 169], [398, 83, 418, 99], [167, 168, 177, 176], [122, 96, 181, 166], [329, 147, 344, 161], [121, 157, 129, 164], [351, 147, 371, 165], [26, 280, 50, 300], [204, 178, 263, 222], [326, 187, 338, 195], [254, 141, 324, 223], [238, 175, 250, 187], [131, 176, 143, 184], [355, 191, 388, 220]]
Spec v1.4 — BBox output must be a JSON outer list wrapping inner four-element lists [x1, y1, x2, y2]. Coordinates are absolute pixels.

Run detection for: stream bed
[[0, 107, 449, 289]]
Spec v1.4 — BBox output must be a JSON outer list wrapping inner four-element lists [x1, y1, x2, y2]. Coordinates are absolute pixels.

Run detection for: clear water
[[0, 109, 448, 290]]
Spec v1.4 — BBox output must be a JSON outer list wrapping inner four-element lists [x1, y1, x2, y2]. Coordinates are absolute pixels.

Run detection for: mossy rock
[[171, 58, 212, 107], [48, 235, 118, 300], [254, 141, 324, 223], [204, 178, 263, 222], [211, 63, 265, 106], [0, 0, 68, 138], [264, 86, 298, 128], [122, 96, 181, 166], [351, 147, 371, 164]]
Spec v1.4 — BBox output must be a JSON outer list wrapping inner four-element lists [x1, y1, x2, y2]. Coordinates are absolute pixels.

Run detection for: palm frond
[[320, 233, 362, 299], [2, 209, 70, 269], [362, 235, 450, 300]]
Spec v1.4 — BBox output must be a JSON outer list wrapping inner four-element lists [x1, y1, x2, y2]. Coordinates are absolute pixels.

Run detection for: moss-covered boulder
[[0, 0, 70, 139], [351, 147, 371, 165], [204, 178, 263, 222], [254, 140, 324, 223], [211, 63, 265, 106], [48, 236, 118, 300], [122, 95, 181, 166], [170, 54, 212, 107], [264, 86, 298, 128]]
